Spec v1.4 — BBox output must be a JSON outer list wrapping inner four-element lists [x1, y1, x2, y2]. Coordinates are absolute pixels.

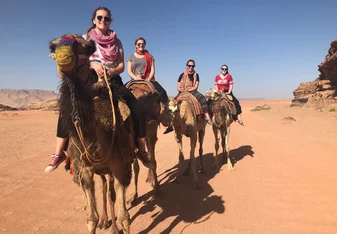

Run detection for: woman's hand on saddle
[[135, 74, 143, 80], [91, 63, 105, 78]]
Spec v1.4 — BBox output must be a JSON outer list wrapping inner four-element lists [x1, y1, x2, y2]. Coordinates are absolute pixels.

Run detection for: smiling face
[[186, 60, 195, 72], [220, 65, 228, 75], [135, 38, 146, 52], [92, 9, 111, 33]]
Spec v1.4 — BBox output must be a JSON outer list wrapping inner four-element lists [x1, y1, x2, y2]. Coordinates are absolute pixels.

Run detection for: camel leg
[[146, 130, 160, 194], [113, 169, 130, 234], [189, 131, 200, 189], [198, 127, 206, 174], [225, 126, 234, 171], [212, 125, 220, 171], [174, 133, 184, 183], [80, 169, 99, 234], [127, 159, 139, 205], [97, 175, 110, 230], [107, 175, 119, 234]]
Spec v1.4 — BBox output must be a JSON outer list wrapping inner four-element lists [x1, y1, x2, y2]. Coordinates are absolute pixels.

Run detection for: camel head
[[49, 34, 96, 80], [168, 97, 178, 113], [205, 89, 221, 101]]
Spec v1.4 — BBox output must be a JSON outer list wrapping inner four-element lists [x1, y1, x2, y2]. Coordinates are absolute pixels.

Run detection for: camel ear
[[83, 40, 96, 56], [49, 38, 61, 53]]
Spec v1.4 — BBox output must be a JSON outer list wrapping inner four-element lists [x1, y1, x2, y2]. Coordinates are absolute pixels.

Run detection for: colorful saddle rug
[[176, 92, 203, 116]]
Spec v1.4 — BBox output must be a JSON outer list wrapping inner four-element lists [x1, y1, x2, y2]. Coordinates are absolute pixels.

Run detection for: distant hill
[[0, 89, 58, 109]]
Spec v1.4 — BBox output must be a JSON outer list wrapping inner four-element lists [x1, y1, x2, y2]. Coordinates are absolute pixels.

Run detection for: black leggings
[[151, 81, 169, 104], [56, 74, 146, 140]]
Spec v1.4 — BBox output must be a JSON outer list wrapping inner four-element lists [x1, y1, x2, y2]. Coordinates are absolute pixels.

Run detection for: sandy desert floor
[[0, 99, 337, 234]]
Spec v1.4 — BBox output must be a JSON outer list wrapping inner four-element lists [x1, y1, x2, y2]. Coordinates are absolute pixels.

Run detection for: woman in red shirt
[[214, 64, 244, 126]]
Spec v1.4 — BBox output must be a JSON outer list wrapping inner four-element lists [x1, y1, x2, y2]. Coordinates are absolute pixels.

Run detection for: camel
[[167, 93, 206, 189], [205, 89, 236, 171], [49, 34, 135, 234], [125, 80, 168, 203]]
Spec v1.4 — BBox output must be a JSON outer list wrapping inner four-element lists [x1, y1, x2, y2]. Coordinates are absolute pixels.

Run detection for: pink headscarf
[[88, 28, 119, 65]]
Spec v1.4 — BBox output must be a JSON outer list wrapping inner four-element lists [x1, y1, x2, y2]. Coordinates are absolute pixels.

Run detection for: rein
[[69, 68, 116, 165]]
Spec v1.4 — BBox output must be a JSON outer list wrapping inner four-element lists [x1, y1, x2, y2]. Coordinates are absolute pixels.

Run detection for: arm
[[109, 50, 124, 76], [177, 81, 184, 92], [127, 60, 139, 80], [226, 84, 233, 94], [187, 81, 199, 92]]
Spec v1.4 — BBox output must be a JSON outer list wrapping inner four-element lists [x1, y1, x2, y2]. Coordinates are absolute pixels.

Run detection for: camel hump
[[125, 80, 158, 95], [176, 92, 203, 116]]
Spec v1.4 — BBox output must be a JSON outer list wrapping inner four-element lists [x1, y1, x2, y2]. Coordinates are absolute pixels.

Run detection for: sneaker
[[137, 151, 153, 169], [163, 126, 174, 134], [45, 153, 66, 172]]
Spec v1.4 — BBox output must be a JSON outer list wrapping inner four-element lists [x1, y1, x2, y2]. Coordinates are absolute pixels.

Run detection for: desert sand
[[0, 99, 336, 234]]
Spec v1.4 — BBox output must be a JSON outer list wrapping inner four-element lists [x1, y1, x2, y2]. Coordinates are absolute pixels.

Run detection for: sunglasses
[[137, 43, 145, 47], [97, 15, 111, 23], [187, 65, 195, 68], [221, 67, 228, 71]]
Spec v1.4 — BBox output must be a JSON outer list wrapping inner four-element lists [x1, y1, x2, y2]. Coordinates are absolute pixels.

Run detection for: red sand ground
[[0, 99, 336, 234]]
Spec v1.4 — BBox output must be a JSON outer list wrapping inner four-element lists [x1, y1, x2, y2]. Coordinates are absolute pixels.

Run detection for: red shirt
[[215, 74, 234, 91]]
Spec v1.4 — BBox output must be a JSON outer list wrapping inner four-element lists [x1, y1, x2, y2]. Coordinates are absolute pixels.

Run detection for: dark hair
[[186, 59, 195, 65], [221, 64, 228, 71], [86, 7, 112, 39], [134, 37, 146, 45]]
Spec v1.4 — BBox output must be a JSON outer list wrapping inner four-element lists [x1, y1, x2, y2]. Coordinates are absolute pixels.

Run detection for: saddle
[[125, 80, 158, 95], [176, 92, 203, 116], [221, 94, 237, 116], [125, 80, 162, 121]]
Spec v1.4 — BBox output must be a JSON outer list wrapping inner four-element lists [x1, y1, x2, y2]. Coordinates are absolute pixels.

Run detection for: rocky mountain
[[0, 89, 58, 109], [293, 38, 337, 104]]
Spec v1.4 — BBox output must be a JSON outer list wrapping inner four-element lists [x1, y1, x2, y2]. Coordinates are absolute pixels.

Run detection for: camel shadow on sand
[[229, 145, 255, 166], [129, 153, 225, 234]]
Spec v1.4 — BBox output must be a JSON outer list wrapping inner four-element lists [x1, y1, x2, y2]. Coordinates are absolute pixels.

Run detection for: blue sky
[[0, 0, 336, 99]]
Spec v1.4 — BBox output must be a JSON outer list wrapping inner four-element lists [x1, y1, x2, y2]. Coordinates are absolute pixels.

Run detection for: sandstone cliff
[[293, 38, 337, 103]]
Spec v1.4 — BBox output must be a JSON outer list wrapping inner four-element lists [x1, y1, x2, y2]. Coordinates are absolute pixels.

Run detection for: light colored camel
[[168, 95, 206, 189], [205, 89, 235, 171], [49, 34, 134, 234]]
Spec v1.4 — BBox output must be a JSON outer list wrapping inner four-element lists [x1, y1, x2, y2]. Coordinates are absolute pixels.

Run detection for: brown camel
[[49, 34, 135, 234], [167, 93, 206, 189], [125, 80, 168, 203], [205, 89, 236, 171]]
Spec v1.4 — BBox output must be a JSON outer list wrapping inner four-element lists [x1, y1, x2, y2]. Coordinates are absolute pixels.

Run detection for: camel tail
[[123, 162, 133, 187]]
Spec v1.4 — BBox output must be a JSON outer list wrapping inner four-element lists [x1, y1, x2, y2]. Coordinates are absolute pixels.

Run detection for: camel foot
[[227, 163, 235, 171], [111, 224, 120, 234], [97, 215, 110, 230], [87, 221, 98, 234], [127, 193, 139, 206], [120, 218, 130, 234]]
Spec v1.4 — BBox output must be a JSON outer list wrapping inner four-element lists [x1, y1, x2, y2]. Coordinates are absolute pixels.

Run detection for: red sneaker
[[45, 153, 66, 172]]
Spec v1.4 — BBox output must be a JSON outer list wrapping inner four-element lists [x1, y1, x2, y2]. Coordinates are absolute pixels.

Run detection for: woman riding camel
[[45, 6, 152, 172], [127, 37, 169, 105], [164, 59, 213, 134], [214, 64, 244, 126]]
